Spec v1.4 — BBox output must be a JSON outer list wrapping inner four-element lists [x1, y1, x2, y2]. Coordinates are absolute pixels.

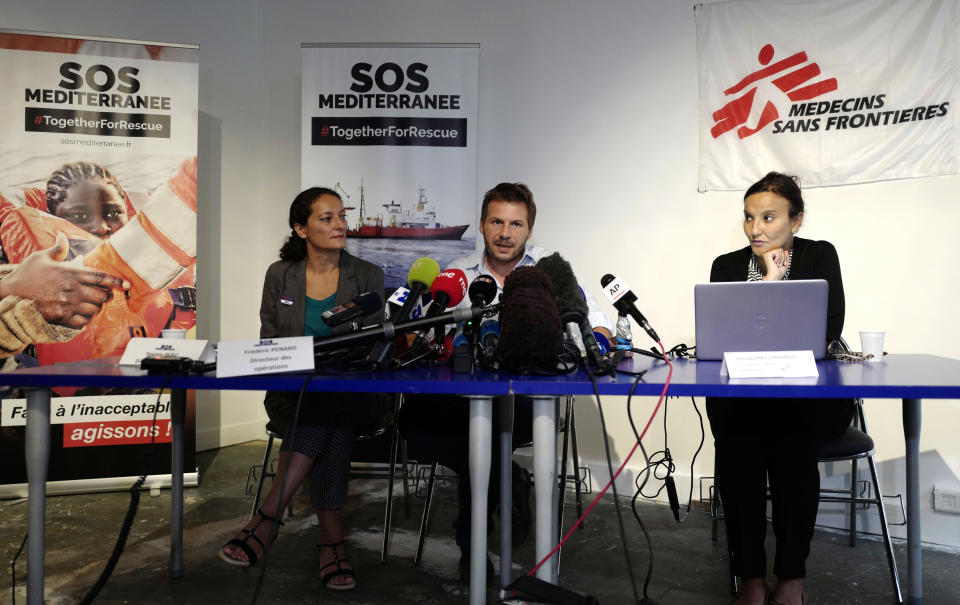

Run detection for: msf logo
[[711, 44, 838, 139]]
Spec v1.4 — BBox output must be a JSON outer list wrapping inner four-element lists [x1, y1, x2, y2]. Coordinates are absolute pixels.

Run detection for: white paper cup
[[859, 330, 885, 362], [161, 329, 187, 340]]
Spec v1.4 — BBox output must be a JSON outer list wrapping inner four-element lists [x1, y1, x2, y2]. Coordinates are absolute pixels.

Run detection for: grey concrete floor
[[2, 441, 957, 604]]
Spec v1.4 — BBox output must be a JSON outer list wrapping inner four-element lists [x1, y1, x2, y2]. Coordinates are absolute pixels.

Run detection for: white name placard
[[119, 338, 215, 367], [215, 336, 314, 378], [720, 350, 819, 379]]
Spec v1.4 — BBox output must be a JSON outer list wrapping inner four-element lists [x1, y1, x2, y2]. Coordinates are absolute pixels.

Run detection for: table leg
[[903, 397, 922, 604], [532, 395, 558, 584], [25, 388, 51, 605], [498, 395, 514, 595], [468, 396, 492, 605], [170, 388, 186, 579]]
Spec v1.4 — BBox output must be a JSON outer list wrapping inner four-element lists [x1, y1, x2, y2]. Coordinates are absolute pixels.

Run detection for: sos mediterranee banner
[[696, 0, 959, 190], [0, 31, 199, 496], [301, 44, 479, 289]]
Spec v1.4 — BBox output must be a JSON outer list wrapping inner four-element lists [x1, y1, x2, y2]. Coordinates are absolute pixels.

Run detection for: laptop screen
[[694, 279, 829, 361]]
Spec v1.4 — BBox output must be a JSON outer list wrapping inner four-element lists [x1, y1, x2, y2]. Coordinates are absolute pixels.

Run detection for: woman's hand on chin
[[761, 248, 790, 281]]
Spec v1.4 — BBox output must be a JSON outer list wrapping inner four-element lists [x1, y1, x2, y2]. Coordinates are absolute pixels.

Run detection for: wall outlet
[[932, 486, 960, 514]]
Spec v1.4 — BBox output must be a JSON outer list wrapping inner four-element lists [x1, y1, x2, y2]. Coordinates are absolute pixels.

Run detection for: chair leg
[[866, 452, 904, 604], [401, 438, 411, 519], [849, 457, 858, 547], [381, 406, 400, 564], [557, 396, 573, 542], [251, 433, 274, 518], [711, 457, 737, 596], [710, 456, 719, 542], [415, 461, 439, 566]]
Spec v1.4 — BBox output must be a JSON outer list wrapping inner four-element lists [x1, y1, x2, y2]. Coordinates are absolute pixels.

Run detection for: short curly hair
[[480, 182, 536, 228]]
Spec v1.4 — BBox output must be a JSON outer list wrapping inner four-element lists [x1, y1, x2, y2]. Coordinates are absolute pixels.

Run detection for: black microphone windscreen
[[497, 266, 563, 373], [536, 252, 587, 324], [468, 274, 498, 307]]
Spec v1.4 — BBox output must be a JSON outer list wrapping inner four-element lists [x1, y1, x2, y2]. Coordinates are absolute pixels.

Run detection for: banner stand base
[[0, 472, 199, 500]]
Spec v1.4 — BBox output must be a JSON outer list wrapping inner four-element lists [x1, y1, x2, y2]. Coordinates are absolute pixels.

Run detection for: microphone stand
[[313, 304, 501, 356]]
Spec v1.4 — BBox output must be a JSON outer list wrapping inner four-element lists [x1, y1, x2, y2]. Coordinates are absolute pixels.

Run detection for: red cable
[[527, 341, 674, 576]]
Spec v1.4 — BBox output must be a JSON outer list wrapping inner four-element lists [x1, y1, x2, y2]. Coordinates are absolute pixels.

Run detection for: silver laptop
[[695, 279, 829, 360]]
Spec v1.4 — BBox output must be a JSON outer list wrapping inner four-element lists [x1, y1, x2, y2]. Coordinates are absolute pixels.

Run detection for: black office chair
[[816, 400, 903, 603], [710, 398, 904, 603], [245, 394, 409, 563], [245, 421, 295, 519], [410, 395, 589, 568]]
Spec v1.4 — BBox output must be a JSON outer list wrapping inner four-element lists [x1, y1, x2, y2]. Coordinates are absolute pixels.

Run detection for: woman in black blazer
[[220, 187, 385, 591], [708, 172, 853, 605]]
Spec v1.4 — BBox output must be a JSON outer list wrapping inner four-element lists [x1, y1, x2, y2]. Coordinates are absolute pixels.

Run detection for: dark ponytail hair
[[278, 187, 342, 261], [744, 171, 805, 218]]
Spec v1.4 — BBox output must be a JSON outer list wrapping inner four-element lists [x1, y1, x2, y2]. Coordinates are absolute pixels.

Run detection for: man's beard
[[488, 239, 526, 264]]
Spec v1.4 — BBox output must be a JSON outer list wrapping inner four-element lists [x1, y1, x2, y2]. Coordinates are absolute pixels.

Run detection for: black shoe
[[511, 463, 532, 547]]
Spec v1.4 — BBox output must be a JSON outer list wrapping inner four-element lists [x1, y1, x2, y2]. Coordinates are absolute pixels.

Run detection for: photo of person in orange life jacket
[[0, 158, 198, 369]]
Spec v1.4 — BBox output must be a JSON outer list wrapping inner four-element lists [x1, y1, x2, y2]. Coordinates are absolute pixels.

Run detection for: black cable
[[637, 398, 674, 499], [589, 367, 643, 605], [11, 531, 26, 605], [78, 373, 176, 605], [623, 371, 657, 599], [632, 395, 707, 523], [249, 369, 319, 605], [677, 397, 706, 523], [628, 347, 663, 360]]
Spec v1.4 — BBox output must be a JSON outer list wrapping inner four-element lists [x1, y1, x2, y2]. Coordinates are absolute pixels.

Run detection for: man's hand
[[593, 326, 613, 343], [761, 248, 791, 281], [0, 233, 130, 329]]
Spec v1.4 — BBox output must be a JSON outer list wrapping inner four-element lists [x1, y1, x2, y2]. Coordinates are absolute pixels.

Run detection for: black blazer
[[258, 250, 386, 433], [709, 236, 845, 343], [260, 250, 385, 340]]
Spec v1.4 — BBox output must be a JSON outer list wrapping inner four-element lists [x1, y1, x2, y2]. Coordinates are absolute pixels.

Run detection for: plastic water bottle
[[615, 312, 633, 357]]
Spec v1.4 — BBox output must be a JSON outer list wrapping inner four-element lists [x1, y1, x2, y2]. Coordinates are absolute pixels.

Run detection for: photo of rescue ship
[[342, 182, 469, 240]]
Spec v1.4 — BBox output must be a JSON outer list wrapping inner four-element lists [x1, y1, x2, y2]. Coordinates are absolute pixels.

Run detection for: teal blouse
[[303, 293, 337, 338]]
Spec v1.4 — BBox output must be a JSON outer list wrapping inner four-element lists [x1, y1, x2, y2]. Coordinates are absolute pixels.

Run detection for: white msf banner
[[696, 0, 959, 191]]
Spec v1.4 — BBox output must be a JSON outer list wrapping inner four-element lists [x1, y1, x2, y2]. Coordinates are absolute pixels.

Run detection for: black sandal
[[318, 541, 357, 590], [218, 508, 283, 566]]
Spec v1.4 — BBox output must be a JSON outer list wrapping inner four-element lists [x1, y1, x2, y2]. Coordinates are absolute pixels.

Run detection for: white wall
[[4, 0, 959, 546]]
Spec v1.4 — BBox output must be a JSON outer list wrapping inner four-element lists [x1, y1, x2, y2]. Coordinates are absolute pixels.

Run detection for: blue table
[[510, 353, 960, 605], [9, 358, 514, 605], [10, 353, 960, 605]]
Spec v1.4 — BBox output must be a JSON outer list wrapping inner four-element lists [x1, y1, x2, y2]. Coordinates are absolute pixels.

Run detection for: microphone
[[313, 303, 500, 354], [425, 269, 468, 318], [593, 330, 611, 354], [461, 273, 497, 349], [468, 274, 498, 307], [321, 292, 382, 328], [410, 268, 468, 351], [396, 257, 440, 323], [451, 331, 473, 374], [496, 266, 563, 373], [536, 253, 613, 375], [479, 319, 500, 364], [599, 273, 660, 343], [664, 475, 681, 522]]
